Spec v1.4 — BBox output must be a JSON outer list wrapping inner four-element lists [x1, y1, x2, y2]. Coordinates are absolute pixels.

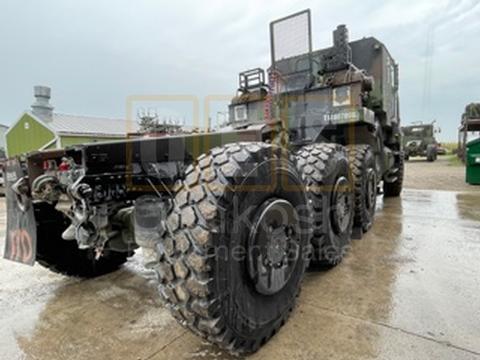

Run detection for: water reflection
[[456, 192, 480, 222]]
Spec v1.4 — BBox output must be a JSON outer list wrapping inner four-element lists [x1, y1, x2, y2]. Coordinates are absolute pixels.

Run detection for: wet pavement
[[1, 189, 480, 359]]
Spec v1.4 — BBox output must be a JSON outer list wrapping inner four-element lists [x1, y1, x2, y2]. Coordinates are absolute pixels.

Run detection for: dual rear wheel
[[296, 143, 377, 266], [295, 144, 354, 266]]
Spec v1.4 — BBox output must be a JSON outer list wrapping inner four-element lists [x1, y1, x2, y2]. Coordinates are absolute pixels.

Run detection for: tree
[[138, 110, 161, 133]]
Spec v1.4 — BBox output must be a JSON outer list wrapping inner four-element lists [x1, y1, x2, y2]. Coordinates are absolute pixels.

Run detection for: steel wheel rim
[[247, 198, 300, 296], [331, 176, 352, 235]]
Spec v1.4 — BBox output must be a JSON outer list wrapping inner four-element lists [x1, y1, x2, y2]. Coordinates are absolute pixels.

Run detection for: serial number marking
[[323, 111, 359, 123]]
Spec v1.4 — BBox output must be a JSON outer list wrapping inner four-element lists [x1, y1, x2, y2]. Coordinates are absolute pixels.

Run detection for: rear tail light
[[58, 161, 70, 171]]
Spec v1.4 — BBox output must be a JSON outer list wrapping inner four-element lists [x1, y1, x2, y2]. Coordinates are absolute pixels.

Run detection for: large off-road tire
[[426, 144, 437, 162], [155, 142, 310, 354], [35, 203, 130, 277], [383, 152, 404, 197], [347, 145, 377, 233], [295, 143, 354, 267]]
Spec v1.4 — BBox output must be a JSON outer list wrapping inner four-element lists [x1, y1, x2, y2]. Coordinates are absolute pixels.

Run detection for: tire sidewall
[[319, 153, 354, 264], [215, 156, 310, 340], [359, 149, 377, 231]]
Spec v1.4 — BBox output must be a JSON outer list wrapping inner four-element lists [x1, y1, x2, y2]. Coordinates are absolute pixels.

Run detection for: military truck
[[458, 103, 480, 162], [3, 10, 402, 354], [402, 122, 439, 161]]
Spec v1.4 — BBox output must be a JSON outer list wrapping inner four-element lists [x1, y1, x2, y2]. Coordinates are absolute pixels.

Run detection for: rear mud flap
[[3, 159, 37, 265]]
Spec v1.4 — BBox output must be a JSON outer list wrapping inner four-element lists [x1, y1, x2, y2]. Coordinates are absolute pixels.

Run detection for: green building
[[6, 86, 138, 157]]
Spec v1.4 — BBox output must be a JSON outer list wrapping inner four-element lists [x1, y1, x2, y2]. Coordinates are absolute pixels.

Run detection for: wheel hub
[[248, 199, 300, 295], [331, 176, 352, 234], [265, 226, 291, 265]]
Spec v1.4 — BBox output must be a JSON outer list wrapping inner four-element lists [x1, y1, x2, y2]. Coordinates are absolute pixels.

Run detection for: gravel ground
[[404, 155, 478, 192]]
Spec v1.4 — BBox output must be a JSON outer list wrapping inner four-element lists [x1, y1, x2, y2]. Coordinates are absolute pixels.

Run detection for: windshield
[[403, 126, 432, 137]]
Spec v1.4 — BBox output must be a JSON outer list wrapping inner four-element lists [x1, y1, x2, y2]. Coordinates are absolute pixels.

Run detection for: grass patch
[[439, 142, 458, 155], [445, 154, 464, 167]]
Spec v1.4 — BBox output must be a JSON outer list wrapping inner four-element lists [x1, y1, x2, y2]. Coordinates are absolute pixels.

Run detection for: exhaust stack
[[31, 85, 54, 121]]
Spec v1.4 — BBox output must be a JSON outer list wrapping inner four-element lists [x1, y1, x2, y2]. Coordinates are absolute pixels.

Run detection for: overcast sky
[[1, 0, 479, 141]]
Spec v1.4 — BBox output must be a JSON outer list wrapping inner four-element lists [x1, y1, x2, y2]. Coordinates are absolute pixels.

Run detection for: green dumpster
[[466, 138, 480, 185]]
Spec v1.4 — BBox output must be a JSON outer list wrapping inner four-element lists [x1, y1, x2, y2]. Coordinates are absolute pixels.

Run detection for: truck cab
[[402, 122, 439, 161]]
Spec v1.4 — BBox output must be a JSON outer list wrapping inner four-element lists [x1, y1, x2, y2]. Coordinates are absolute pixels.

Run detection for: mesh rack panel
[[270, 10, 311, 63]]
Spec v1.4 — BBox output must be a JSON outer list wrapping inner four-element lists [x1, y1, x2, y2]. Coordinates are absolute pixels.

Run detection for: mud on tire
[[35, 203, 131, 278], [295, 143, 354, 267], [155, 142, 311, 354]]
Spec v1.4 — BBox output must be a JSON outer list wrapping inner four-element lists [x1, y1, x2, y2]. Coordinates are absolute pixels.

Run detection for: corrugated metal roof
[[48, 113, 139, 137]]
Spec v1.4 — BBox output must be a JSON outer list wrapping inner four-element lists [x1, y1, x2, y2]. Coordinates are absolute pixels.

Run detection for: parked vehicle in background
[[458, 103, 480, 162], [402, 122, 440, 161], [3, 10, 403, 354], [436, 144, 447, 155]]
